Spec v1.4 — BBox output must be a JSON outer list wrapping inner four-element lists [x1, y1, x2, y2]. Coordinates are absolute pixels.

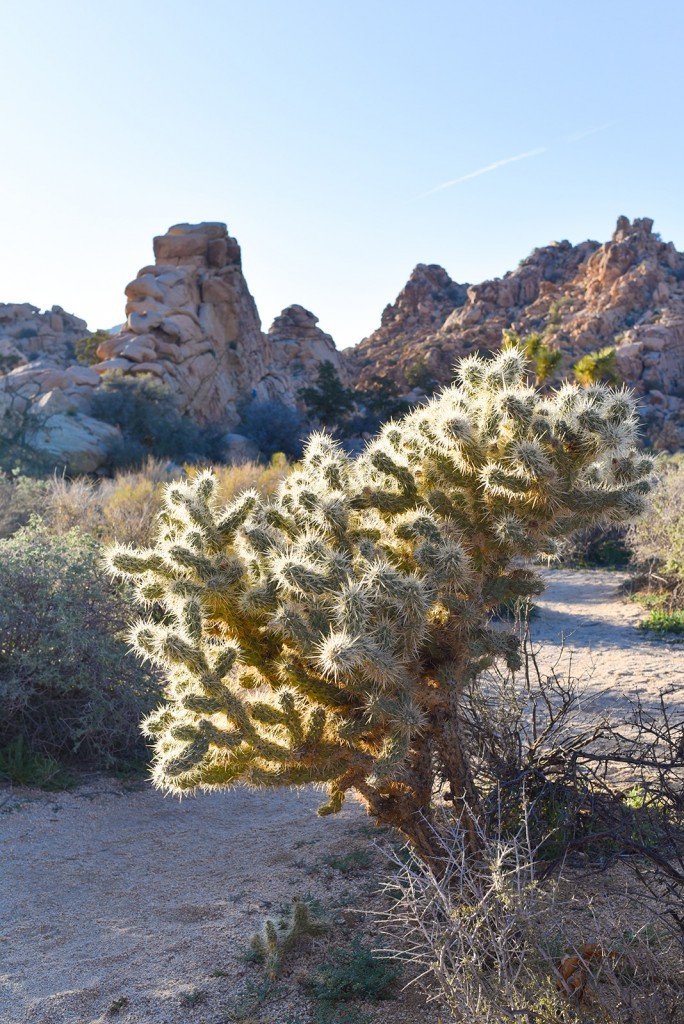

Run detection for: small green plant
[[504, 331, 562, 386], [322, 849, 373, 874], [180, 987, 208, 1007], [573, 346, 621, 387], [222, 977, 279, 1021], [638, 608, 684, 636], [308, 937, 399, 1003], [0, 736, 75, 789], [251, 898, 328, 978], [314, 1004, 370, 1024], [404, 354, 437, 392], [107, 996, 129, 1015]]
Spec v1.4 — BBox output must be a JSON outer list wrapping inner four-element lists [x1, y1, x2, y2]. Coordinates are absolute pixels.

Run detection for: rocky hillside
[[2, 215, 684, 473], [0, 303, 88, 373], [347, 216, 684, 447]]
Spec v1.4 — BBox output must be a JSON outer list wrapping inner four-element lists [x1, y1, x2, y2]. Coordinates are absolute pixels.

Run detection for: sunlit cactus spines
[[107, 346, 653, 862]]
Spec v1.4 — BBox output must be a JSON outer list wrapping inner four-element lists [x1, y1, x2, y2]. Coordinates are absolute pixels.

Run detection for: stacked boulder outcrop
[[0, 222, 347, 472], [94, 223, 346, 425]]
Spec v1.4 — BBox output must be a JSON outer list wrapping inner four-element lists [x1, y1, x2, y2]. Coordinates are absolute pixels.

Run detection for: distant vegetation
[[91, 372, 226, 469], [572, 345, 621, 386], [74, 328, 110, 366]]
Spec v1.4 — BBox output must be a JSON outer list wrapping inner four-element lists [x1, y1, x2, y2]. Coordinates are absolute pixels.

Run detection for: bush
[[0, 474, 49, 538], [515, 331, 563, 385], [109, 346, 652, 862], [309, 937, 398, 1003], [238, 399, 304, 459], [41, 458, 290, 547], [573, 346, 621, 387], [0, 520, 161, 769], [74, 329, 111, 366], [404, 355, 437, 392], [298, 361, 357, 428], [380, 818, 684, 1023], [90, 373, 225, 469], [558, 523, 632, 567], [629, 455, 684, 577]]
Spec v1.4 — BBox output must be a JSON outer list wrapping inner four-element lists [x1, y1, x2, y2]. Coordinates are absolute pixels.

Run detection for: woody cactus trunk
[[108, 347, 652, 862]]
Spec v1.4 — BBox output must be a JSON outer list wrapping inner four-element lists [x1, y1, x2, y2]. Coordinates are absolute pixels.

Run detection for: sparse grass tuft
[[180, 987, 208, 1007], [322, 849, 373, 874], [107, 996, 129, 1015], [0, 737, 75, 790]]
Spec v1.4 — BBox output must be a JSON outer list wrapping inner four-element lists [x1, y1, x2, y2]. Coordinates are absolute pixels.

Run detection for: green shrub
[[238, 399, 304, 459], [404, 354, 437, 392], [74, 328, 111, 366], [638, 608, 684, 636], [573, 346, 621, 387], [308, 938, 398, 1003], [515, 331, 563, 385], [0, 520, 161, 769], [0, 735, 75, 789], [298, 362, 357, 428], [109, 346, 652, 862], [558, 523, 632, 567], [90, 372, 225, 469]]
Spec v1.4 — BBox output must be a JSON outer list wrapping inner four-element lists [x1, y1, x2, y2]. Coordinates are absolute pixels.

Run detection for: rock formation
[[0, 303, 89, 372], [347, 217, 684, 448], [3, 214, 684, 471], [94, 223, 346, 426], [348, 263, 469, 385]]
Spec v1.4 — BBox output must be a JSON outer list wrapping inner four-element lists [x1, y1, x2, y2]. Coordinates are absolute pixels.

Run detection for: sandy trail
[[1, 569, 682, 1024], [532, 569, 684, 710]]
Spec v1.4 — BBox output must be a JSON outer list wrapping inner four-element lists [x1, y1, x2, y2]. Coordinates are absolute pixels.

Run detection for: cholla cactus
[[251, 898, 328, 978], [108, 347, 652, 861]]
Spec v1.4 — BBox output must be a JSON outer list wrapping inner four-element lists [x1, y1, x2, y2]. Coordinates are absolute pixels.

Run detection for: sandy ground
[[534, 569, 684, 711], [1, 569, 682, 1024]]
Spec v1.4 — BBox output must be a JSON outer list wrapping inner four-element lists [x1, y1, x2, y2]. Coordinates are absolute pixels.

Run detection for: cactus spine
[[108, 347, 652, 862]]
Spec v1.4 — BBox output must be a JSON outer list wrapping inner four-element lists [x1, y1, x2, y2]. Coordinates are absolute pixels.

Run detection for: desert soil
[[1, 569, 682, 1024]]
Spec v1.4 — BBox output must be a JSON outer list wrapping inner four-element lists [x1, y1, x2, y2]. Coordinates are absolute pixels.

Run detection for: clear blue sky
[[1, 0, 682, 348]]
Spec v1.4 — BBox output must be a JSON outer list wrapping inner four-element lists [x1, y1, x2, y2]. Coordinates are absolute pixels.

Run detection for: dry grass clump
[[629, 453, 684, 577], [379, 817, 684, 1024], [186, 452, 288, 505], [0, 456, 291, 546]]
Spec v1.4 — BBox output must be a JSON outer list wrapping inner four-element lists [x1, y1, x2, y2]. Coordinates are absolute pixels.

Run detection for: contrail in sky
[[562, 118, 624, 143], [418, 147, 547, 199], [418, 119, 622, 200]]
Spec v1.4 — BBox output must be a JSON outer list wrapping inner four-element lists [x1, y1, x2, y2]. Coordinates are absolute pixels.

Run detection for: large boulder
[[24, 413, 121, 474]]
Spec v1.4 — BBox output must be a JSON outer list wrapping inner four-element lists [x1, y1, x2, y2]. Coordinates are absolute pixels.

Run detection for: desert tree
[[108, 346, 652, 862]]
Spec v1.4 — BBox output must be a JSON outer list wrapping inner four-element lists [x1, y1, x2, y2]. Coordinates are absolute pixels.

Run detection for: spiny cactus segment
[[108, 346, 653, 860], [251, 898, 328, 978]]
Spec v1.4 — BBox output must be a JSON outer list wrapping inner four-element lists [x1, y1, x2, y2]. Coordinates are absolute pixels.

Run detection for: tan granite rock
[[97, 222, 346, 426]]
